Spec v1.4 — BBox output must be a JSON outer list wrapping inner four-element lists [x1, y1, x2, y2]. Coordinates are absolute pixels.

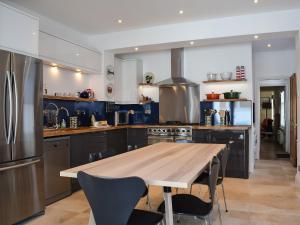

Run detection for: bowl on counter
[[206, 92, 221, 100], [207, 73, 218, 81], [223, 90, 241, 99], [220, 72, 233, 80]]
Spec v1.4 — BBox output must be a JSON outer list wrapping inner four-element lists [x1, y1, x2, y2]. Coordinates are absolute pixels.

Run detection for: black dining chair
[[191, 145, 231, 213], [157, 156, 220, 225], [78, 172, 164, 225]]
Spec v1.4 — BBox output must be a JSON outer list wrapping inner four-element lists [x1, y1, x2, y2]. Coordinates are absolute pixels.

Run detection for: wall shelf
[[138, 83, 158, 87], [203, 98, 249, 102], [202, 79, 247, 84], [43, 95, 97, 102]]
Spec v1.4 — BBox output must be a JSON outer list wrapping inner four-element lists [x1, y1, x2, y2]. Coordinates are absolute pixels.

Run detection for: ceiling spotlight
[[134, 47, 139, 51], [267, 44, 272, 48], [179, 10, 184, 15], [190, 41, 195, 45], [118, 19, 123, 24], [76, 69, 81, 72], [52, 63, 57, 67], [254, 35, 259, 39], [254, 0, 258, 4]]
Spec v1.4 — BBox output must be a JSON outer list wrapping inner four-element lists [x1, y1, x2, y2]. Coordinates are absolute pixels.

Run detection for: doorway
[[260, 86, 288, 159]]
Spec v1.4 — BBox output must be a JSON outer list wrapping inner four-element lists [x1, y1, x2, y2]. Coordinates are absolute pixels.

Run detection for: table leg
[[163, 187, 174, 225], [88, 211, 96, 225]]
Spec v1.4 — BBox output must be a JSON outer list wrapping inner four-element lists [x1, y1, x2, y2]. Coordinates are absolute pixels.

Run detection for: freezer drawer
[[44, 137, 71, 205], [0, 157, 45, 225]]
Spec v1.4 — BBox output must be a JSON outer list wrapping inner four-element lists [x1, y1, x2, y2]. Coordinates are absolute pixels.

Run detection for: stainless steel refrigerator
[[0, 49, 44, 225]]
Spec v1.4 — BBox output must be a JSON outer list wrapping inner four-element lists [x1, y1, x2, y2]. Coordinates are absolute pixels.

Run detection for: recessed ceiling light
[[32, 32, 36, 36], [267, 44, 272, 48], [179, 10, 184, 15], [254, 0, 258, 4], [76, 69, 81, 72], [118, 19, 123, 24], [75, 53, 80, 56], [134, 47, 139, 51], [254, 35, 259, 39], [52, 63, 57, 67], [190, 41, 195, 45]]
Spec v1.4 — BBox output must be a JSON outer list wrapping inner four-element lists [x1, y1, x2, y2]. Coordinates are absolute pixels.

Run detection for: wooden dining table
[[60, 142, 226, 225]]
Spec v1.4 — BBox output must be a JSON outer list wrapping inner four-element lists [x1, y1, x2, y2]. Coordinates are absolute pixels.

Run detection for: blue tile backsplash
[[43, 99, 251, 127], [43, 99, 159, 127]]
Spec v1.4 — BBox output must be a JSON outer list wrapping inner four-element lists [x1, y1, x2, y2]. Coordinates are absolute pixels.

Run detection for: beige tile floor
[[24, 160, 300, 225]]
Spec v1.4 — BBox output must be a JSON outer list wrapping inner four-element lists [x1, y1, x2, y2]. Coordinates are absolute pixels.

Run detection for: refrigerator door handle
[[12, 72, 18, 144], [0, 159, 40, 172], [5, 70, 13, 145]]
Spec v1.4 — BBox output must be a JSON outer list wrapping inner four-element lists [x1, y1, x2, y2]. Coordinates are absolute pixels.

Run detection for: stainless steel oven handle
[[6, 70, 13, 145], [13, 72, 18, 144], [0, 159, 40, 172], [148, 136, 174, 140]]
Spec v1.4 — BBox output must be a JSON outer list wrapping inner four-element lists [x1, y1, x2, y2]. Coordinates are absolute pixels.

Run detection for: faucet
[[59, 107, 70, 117]]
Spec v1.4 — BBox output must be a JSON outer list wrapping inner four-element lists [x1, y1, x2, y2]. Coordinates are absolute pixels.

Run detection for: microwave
[[115, 110, 129, 125]]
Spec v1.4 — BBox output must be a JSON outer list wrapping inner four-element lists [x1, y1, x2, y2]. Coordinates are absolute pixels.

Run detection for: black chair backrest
[[219, 146, 231, 179], [78, 172, 146, 225], [208, 156, 220, 204]]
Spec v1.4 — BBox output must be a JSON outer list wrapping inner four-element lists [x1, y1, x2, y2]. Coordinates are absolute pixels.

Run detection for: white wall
[[43, 65, 107, 100], [254, 49, 296, 80], [185, 43, 253, 100], [120, 43, 253, 101]]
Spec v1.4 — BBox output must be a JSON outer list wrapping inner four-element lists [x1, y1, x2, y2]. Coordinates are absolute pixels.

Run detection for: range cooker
[[147, 126, 192, 145]]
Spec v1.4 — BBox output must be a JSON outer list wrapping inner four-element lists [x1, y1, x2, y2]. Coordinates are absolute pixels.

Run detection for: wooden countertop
[[44, 125, 251, 138], [60, 142, 226, 188]]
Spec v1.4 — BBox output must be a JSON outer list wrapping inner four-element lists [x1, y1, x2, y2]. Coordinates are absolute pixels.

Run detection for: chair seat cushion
[[157, 194, 212, 217], [128, 209, 163, 225]]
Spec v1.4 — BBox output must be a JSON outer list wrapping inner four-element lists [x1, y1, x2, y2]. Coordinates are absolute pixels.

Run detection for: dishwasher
[[44, 137, 71, 205]]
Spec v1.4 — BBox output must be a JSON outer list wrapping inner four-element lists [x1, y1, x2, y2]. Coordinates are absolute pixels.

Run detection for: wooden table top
[[60, 142, 226, 188]]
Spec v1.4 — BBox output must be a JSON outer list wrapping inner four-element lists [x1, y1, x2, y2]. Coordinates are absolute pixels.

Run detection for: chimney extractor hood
[[158, 48, 200, 124], [156, 48, 198, 86]]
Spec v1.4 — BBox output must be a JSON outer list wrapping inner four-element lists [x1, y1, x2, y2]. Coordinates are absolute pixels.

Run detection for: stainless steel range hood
[[158, 48, 200, 124]]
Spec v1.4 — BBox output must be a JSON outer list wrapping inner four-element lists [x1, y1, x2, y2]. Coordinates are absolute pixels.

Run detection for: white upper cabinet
[[115, 58, 143, 104], [0, 2, 39, 56], [39, 32, 102, 74]]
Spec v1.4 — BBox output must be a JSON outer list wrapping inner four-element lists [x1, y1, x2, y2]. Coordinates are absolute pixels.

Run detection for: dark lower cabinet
[[127, 128, 148, 150], [44, 137, 71, 204], [192, 129, 210, 143], [193, 129, 249, 179], [70, 132, 108, 191], [107, 129, 127, 154]]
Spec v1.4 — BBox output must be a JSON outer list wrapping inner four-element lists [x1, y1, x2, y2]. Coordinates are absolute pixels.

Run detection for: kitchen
[[0, 1, 300, 225]]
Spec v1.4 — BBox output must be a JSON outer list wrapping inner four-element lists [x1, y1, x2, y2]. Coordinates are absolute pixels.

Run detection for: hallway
[[260, 138, 288, 160]]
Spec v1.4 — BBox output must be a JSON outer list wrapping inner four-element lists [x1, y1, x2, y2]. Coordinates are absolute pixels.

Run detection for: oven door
[[147, 136, 174, 145]]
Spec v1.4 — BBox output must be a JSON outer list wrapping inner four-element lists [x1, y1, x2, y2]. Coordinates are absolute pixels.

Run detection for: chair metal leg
[[221, 182, 228, 212], [146, 185, 152, 210], [176, 214, 181, 223], [204, 218, 209, 225], [217, 198, 222, 225], [207, 214, 212, 225]]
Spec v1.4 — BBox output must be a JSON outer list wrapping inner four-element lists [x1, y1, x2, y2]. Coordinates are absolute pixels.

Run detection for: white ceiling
[[7, 0, 300, 34]]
